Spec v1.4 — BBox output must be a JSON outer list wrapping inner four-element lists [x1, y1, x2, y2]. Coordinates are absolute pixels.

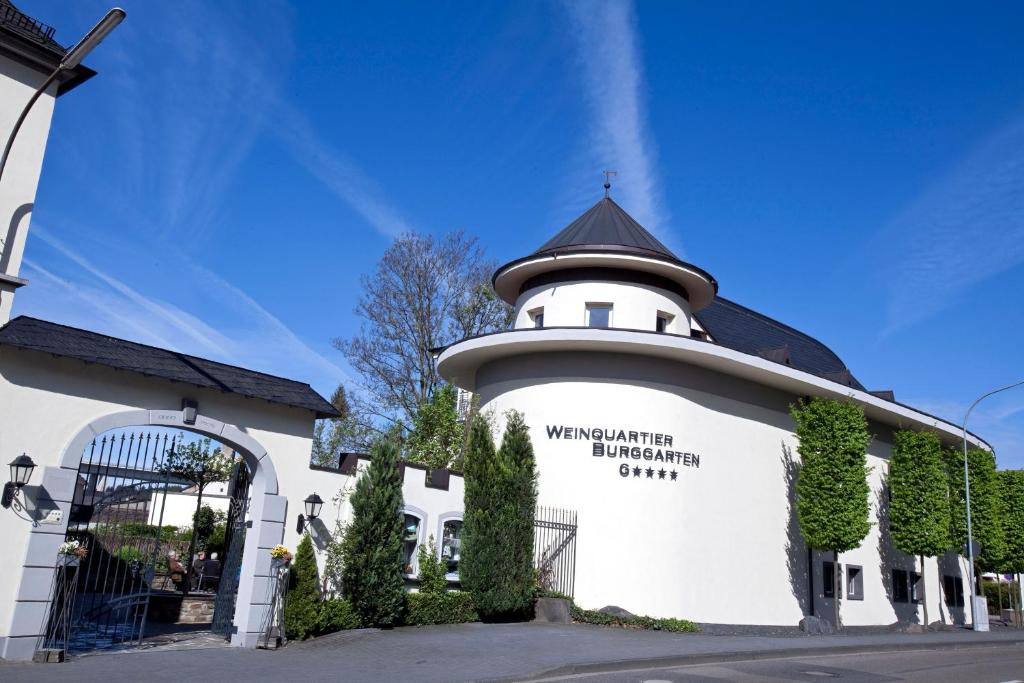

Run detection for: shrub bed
[[538, 591, 699, 633], [405, 591, 478, 625], [318, 599, 362, 633]]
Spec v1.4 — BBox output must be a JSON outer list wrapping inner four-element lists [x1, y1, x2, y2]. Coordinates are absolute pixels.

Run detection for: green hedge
[[318, 599, 362, 632], [405, 591, 478, 625], [982, 580, 1021, 615]]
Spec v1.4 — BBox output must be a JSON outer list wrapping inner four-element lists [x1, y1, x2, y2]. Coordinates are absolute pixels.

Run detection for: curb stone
[[481, 637, 1024, 682]]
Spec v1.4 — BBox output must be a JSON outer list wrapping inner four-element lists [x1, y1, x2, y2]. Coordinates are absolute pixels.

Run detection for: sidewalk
[[2, 622, 1023, 683]]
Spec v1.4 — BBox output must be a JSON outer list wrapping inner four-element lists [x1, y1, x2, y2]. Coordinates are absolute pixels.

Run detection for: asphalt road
[[533, 645, 1024, 682]]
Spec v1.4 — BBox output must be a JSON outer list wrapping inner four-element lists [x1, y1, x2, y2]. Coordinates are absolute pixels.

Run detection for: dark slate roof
[[695, 297, 865, 391], [0, 317, 341, 418], [0, 0, 96, 95], [534, 197, 681, 262]]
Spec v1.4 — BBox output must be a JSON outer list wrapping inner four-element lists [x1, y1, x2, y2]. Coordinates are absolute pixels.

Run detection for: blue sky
[[14, 1, 1024, 466]]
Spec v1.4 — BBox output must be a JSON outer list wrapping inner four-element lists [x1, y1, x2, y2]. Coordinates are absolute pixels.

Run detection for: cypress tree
[[284, 534, 321, 640], [500, 411, 538, 616], [461, 412, 537, 620], [791, 397, 872, 623], [341, 437, 406, 626], [945, 447, 1005, 575], [888, 430, 951, 626]]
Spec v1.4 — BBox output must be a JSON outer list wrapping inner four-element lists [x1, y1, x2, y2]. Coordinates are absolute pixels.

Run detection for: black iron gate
[[60, 432, 184, 651], [211, 460, 250, 635], [534, 506, 578, 598]]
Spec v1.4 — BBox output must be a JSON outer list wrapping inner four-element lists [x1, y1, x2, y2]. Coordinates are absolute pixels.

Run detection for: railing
[[534, 506, 578, 598], [0, 3, 58, 44]]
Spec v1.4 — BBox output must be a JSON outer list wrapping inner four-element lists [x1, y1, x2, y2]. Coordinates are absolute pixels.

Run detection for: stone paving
[[1, 622, 1022, 683]]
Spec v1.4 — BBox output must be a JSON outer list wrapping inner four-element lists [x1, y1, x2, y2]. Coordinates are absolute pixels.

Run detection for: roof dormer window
[[586, 303, 612, 328], [529, 308, 544, 329]]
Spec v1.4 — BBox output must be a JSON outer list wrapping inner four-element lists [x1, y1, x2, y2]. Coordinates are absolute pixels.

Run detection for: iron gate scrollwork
[[59, 432, 182, 651], [534, 506, 577, 598], [211, 459, 250, 635]]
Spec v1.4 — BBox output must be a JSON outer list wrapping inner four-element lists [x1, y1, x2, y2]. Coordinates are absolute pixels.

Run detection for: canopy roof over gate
[[0, 316, 340, 418]]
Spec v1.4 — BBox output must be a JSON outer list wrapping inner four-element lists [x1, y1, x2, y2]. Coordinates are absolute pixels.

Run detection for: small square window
[[823, 560, 836, 598], [847, 565, 864, 601], [529, 308, 544, 328], [892, 568, 909, 603], [586, 303, 612, 328], [656, 312, 674, 333]]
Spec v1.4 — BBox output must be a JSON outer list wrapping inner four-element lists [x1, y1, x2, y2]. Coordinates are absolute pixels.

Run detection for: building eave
[[436, 327, 990, 451]]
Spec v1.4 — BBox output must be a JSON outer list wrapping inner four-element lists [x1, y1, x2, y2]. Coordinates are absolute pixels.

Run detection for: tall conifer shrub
[[341, 438, 406, 626], [461, 412, 537, 620], [284, 534, 321, 640], [791, 397, 872, 624], [888, 430, 950, 625]]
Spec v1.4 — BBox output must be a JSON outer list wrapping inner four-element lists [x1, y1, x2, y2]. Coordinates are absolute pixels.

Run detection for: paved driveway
[[1, 623, 1022, 683]]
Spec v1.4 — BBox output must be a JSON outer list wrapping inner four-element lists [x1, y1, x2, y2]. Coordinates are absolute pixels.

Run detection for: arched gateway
[[0, 317, 338, 660]]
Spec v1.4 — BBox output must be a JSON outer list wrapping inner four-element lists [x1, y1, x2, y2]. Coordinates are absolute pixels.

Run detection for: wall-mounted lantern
[[296, 492, 324, 533], [2, 453, 36, 508]]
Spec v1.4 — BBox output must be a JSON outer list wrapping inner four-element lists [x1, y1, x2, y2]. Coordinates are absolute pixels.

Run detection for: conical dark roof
[[533, 197, 680, 262]]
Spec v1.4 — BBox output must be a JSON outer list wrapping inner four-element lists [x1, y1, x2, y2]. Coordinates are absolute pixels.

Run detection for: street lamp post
[[962, 379, 1024, 631], [0, 8, 126, 184]]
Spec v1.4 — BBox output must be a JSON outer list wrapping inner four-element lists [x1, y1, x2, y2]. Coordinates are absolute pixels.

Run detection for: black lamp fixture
[[2, 453, 36, 509], [296, 492, 324, 533]]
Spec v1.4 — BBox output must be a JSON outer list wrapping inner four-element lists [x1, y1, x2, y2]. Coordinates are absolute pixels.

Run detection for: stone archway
[[11, 408, 289, 655]]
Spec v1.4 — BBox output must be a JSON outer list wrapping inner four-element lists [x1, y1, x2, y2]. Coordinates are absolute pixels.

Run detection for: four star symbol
[[626, 465, 682, 482]]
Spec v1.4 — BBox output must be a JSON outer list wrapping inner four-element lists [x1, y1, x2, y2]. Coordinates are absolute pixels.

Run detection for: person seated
[[168, 551, 186, 592], [191, 550, 206, 591], [201, 552, 222, 591]]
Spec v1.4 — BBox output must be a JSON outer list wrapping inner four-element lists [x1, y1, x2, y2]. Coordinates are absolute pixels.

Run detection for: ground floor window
[[823, 560, 836, 598], [402, 514, 421, 574], [910, 571, 922, 604], [943, 574, 965, 607], [892, 568, 909, 603], [847, 565, 864, 600], [441, 519, 462, 579]]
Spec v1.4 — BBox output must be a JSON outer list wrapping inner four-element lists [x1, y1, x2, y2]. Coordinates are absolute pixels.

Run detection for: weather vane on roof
[[603, 170, 617, 198]]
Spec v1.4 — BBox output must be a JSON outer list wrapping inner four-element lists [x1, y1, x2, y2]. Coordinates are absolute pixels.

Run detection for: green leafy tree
[[191, 505, 224, 551], [416, 536, 448, 594], [998, 470, 1024, 575], [160, 438, 234, 580], [888, 430, 951, 625], [791, 398, 872, 623], [461, 411, 537, 620], [407, 384, 464, 470], [945, 447, 1006, 576], [341, 438, 406, 626], [284, 535, 321, 640]]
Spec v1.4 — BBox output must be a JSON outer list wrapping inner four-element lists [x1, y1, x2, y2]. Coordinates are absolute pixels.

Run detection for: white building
[[438, 194, 987, 628]]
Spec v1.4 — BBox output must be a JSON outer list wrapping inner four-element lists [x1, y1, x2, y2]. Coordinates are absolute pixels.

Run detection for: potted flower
[[270, 544, 292, 567], [56, 540, 88, 567]]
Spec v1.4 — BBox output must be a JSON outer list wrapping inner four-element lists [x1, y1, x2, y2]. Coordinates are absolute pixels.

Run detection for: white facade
[[0, 52, 57, 323], [0, 347, 323, 659], [439, 196, 985, 629]]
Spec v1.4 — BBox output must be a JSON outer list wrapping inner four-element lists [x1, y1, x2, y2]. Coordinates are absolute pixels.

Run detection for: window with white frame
[[402, 514, 421, 574], [847, 564, 863, 600], [586, 303, 612, 328], [440, 518, 462, 579], [529, 307, 545, 328]]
